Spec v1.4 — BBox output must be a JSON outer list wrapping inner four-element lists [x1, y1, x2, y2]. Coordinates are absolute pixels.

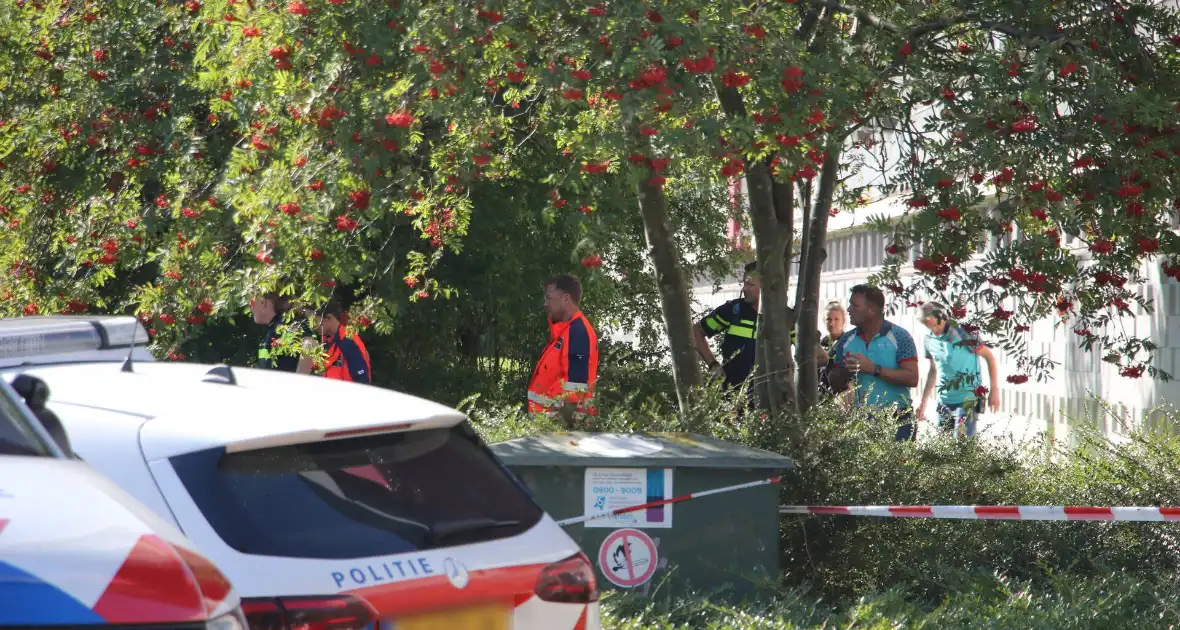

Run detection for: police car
[[0, 363, 245, 628], [1, 316, 601, 630]]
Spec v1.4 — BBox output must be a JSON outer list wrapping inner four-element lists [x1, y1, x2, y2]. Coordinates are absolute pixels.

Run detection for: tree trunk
[[795, 180, 812, 315], [753, 179, 796, 411], [772, 177, 797, 377], [745, 161, 798, 416], [712, 81, 798, 416], [754, 326, 772, 409], [634, 171, 702, 412], [743, 183, 773, 411], [795, 144, 841, 415]]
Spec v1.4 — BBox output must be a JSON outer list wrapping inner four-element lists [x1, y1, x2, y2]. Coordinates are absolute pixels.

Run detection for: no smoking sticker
[[597, 528, 658, 588]]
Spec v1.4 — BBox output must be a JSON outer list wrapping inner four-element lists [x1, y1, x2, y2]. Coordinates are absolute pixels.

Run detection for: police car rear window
[[169, 422, 543, 559], [0, 385, 52, 456]]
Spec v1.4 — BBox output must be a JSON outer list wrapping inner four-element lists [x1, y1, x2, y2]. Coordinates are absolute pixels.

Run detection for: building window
[[870, 232, 884, 267]]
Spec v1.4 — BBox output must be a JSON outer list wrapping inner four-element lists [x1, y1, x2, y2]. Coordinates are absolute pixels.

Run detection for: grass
[[600, 572, 1180, 629]]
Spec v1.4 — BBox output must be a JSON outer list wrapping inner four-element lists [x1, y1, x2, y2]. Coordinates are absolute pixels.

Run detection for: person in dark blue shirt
[[250, 290, 316, 374], [693, 261, 763, 390]]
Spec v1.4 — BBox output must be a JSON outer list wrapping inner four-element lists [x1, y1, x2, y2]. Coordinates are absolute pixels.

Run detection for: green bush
[[469, 378, 1180, 626], [774, 404, 1180, 603]]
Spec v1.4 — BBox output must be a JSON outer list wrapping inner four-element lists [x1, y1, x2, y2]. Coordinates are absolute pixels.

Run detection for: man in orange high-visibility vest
[[315, 300, 372, 384], [527, 274, 598, 425]]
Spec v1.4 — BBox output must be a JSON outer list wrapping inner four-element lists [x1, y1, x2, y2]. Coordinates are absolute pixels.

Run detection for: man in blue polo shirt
[[827, 284, 921, 441]]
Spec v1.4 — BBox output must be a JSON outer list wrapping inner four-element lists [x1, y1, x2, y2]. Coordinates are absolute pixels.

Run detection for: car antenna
[[120, 316, 138, 373], [203, 365, 238, 386]]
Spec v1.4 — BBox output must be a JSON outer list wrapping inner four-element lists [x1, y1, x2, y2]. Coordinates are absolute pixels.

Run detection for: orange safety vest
[[527, 311, 599, 417], [322, 326, 372, 383]]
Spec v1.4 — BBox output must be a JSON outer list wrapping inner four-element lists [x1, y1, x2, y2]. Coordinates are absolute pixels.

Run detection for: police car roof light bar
[[0, 316, 149, 369]]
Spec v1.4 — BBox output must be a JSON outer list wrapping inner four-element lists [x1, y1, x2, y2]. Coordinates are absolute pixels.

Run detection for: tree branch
[[797, 1, 1066, 46], [712, 77, 747, 119], [798, 0, 897, 32], [794, 6, 825, 42]]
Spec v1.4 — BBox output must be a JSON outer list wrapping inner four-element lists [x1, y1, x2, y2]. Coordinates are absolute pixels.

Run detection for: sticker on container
[[584, 467, 673, 528], [597, 528, 658, 588], [576, 434, 665, 457]]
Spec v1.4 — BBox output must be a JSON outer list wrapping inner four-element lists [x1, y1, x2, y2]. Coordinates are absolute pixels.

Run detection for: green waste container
[[490, 432, 793, 598]]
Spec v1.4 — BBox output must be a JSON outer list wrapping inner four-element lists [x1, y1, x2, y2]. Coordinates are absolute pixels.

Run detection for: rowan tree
[[858, 1, 1180, 386], [4, 0, 1179, 415], [0, 0, 738, 375], [0, 0, 463, 355], [490, 0, 1180, 414]]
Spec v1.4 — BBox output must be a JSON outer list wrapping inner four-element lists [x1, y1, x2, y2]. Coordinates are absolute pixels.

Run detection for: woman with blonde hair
[[817, 301, 847, 397]]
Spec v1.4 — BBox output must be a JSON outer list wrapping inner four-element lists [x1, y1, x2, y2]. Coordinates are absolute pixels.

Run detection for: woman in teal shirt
[[915, 302, 1002, 439]]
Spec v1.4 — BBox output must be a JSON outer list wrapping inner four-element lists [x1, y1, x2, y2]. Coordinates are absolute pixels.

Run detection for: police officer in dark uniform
[[249, 290, 316, 374], [693, 261, 797, 392]]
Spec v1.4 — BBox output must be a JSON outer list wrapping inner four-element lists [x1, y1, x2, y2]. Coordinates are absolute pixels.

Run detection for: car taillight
[[240, 598, 284, 630], [534, 552, 600, 604], [241, 595, 376, 630], [284, 595, 376, 630]]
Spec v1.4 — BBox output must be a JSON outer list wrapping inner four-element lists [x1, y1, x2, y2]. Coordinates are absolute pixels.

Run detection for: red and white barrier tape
[[779, 504, 1180, 521], [557, 476, 782, 527]]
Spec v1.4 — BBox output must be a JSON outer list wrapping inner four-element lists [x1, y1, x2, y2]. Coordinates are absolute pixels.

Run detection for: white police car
[[1, 316, 601, 630], [0, 367, 245, 628]]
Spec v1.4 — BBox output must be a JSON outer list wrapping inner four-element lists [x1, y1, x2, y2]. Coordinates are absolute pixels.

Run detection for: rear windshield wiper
[[428, 518, 522, 544]]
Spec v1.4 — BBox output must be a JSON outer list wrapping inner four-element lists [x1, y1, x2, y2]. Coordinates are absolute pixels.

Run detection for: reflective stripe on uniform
[[527, 391, 555, 406], [539, 403, 596, 419], [703, 315, 728, 332], [528, 390, 596, 412], [728, 325, 756, 339], [721, 324, 799, 341], [563, 382, 589, 392], [734, 318, 759, 339]]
